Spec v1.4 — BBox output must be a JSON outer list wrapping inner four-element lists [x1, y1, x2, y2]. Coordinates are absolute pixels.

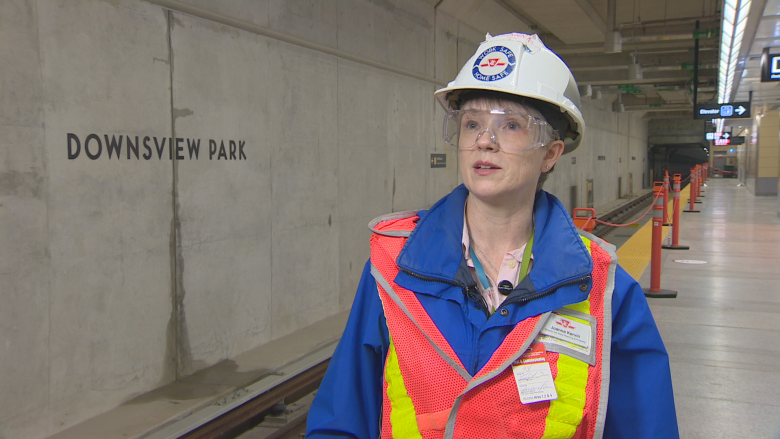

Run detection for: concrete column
[[749, 110, 780, 195]]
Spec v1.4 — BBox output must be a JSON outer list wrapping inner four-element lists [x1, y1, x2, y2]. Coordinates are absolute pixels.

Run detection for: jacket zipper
[[496, 275, 592, 313], [399, 268, 490, 318]]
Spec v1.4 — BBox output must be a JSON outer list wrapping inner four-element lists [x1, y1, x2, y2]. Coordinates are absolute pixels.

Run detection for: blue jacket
[[306, 185, 678, 438]]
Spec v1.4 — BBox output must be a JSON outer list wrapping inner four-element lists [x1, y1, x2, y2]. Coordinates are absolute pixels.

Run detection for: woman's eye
[[464, 121, 479, 130], [504, 118, 527, 131]]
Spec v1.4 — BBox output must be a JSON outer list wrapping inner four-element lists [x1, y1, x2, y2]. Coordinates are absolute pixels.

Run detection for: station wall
[[0, 1, 649, 438], [548, 98, 649, 210]]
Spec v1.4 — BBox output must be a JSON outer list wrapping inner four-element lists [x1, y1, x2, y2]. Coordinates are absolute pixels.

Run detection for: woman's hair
[[457, 90, 559, 192]]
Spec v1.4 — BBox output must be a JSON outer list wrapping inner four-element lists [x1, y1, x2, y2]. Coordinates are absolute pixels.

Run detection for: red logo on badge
[[556, 319, 576, 329], [481, 58, 506, 68]]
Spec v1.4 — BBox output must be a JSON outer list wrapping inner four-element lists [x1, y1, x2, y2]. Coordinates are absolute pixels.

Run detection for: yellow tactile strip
[[615, 185, 692, 280]]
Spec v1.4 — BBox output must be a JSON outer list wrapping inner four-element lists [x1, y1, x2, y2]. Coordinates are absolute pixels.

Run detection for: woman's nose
[[474, 128, 499, 151]]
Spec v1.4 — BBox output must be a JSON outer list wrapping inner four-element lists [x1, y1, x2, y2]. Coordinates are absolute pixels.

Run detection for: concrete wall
[[648, 117, 709, 147], [647, 117, 709, 182], [545, 98, 649, 211], [0, 1, 649, 438]]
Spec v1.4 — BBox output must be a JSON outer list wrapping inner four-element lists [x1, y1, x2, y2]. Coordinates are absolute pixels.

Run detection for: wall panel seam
[[142, 0, 447, 87]]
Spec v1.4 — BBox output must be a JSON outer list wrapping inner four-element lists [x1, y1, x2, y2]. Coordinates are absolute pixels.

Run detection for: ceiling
[[437, 0, 780, 121]]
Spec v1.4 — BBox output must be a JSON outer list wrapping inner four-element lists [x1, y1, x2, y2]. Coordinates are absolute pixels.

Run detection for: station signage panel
[[714, 136, 745, 146], [705, 132, 731, 141], [694, 102, 750, 119], [760, 48, 780, 82]]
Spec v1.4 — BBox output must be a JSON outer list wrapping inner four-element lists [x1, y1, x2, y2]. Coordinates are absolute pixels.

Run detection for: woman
[[306, 33, 678, 438]]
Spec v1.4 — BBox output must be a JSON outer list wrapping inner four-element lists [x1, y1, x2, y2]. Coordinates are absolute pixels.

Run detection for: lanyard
[[470, 231, 534, 291]]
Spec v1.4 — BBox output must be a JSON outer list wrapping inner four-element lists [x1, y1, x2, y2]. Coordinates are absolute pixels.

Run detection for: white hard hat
[[434, 33, 585, 154]]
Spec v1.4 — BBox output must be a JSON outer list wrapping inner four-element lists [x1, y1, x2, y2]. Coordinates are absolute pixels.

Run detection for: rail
[[590, 191, 655, 238], [145, 344, 335, 439]]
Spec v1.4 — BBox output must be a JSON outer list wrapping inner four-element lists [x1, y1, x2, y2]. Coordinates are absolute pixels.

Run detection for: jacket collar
[[396, 185, 592, 296]]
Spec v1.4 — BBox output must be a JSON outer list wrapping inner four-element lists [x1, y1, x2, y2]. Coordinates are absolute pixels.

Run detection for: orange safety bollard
[[697, 164, 705, 197], [663, 173, 690, 250], [685, 168, 700, 213], [572, 208, 596, 232], [662, 171, 671, 226], [694, 165, 704, 203], [653, 181, 664, 200], [644, 185, 678, 298]]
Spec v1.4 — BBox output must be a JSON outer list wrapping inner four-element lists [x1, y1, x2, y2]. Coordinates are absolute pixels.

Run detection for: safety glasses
[[443, 109, 556, 153]]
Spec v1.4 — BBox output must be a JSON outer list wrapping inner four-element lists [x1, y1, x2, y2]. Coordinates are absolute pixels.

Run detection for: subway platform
[[46, 178, 780, 439], [623, 178, 780, 439]]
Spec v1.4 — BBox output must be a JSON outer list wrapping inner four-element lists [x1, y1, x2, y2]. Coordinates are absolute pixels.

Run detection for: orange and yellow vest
[[369, 212, 615, 439]]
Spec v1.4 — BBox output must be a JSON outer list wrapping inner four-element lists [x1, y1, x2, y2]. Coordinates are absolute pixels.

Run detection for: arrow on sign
[[736, 106, 747, 116], [723, 133, 730, 139]]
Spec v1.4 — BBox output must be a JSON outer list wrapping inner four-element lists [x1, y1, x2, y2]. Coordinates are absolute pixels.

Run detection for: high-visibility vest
[[369, 212, 615, 439]]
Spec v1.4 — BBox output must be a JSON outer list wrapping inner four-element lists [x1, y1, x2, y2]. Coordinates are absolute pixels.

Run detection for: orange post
[[662, 170, 671, 225], [696, 164, 705, 197], [572, 208, 596, 232], [694, 165, 704, 202], [663, 173, 690, 250], [644, 185, 678, 298], [685, 168, 700, 213]]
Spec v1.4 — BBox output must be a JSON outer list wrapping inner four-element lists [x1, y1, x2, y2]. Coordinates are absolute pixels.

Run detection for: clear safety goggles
[[443, 109, 557, 153]]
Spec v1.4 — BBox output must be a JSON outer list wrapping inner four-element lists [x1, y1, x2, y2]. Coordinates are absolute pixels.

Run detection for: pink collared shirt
[[462, 214, 534, 313]]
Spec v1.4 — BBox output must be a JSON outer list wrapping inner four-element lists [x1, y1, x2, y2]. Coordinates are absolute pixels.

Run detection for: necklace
[[465, 215, 498, 275], [466, 215, 534, 295], [464, 199, 534, 293], [470, 234, 500, 278]]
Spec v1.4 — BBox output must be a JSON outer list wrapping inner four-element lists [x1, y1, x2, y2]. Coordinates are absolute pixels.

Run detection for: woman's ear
[[541, 140, 565, 172]]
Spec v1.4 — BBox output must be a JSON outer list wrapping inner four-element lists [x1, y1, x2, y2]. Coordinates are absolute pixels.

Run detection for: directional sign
[[713, 135, 745, 146], [761, 48, 780, 82], [705, 132, 732, 141], [694, 102, 751, 119]]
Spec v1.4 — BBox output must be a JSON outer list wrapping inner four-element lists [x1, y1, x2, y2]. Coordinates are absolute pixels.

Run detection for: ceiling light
[[717, 0, 751, 131], [719, 0, 752, 104]]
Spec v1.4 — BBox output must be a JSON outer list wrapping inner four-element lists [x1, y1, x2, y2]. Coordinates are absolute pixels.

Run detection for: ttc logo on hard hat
[[472, 46, 516, 82]]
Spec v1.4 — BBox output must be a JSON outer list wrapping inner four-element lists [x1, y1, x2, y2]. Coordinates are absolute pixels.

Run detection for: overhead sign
[[760, 48, 780, 82], [694, 102, 751, 119], [705, 132, 732, 141], [713, 136, 745, 146]]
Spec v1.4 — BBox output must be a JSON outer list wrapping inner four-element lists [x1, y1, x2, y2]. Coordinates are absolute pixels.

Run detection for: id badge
[[511, 343, 558, 404], [540, 312, 591, 350]]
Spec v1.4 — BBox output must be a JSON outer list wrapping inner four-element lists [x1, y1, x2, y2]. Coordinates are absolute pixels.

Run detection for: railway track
[[144, 345, 333, 439], [590, 191, 655, 238], [183, 360, 328, 439]]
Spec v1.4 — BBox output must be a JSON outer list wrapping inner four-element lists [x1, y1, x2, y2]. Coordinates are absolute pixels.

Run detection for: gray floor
[[638, 179, 780, 439]]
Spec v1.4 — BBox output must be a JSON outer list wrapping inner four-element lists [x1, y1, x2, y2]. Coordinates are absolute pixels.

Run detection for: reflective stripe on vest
[[542, 236, 592, 439], [385, 334, 424, 438], [370, 213, 615, 439]]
